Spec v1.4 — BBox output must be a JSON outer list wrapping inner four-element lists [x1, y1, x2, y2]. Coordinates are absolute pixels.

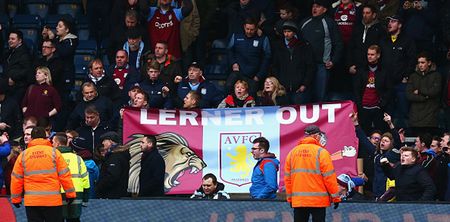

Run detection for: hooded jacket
[[250, 152, 279, 199], [406, 63, 442, 127]]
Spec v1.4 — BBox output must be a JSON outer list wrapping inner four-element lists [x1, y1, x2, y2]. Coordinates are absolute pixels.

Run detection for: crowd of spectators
[[0, 0, 450, 202]]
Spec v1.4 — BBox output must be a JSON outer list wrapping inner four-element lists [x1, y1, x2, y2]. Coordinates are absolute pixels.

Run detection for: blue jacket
[[0, 142, 11, 180], [228, 33, 271, 79], [176, 79, 224, 108], [250, 153, 279, 199], [140, 78, 173, 109]]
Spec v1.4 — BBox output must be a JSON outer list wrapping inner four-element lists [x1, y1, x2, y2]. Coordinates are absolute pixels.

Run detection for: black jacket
[[347, 20, 386, 69], [379, 32, 416, 84], [139, 147, 165, 197], [96, 146, 130, 199], [66, 95, 114, 130], [55, 34, 78, 86], [82, 75, 122, 107], [75, 122, 110, 154], [0, 96, 22, 138], [383, 163, 436, 201], [272, 37, 315, 92], [353, 64, 392, 109], [3, 44, 33, 88], [34, 54, 65, 97]]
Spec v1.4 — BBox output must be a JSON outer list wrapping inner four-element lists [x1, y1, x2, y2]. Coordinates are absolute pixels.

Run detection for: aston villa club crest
[[219, 132, 261, 187]]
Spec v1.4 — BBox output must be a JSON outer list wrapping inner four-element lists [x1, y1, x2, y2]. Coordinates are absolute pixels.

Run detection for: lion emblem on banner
[[126, 132, 207, 193]]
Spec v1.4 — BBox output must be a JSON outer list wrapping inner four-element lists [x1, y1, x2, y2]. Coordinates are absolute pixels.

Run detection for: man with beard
[[138, 134, 165, 197]]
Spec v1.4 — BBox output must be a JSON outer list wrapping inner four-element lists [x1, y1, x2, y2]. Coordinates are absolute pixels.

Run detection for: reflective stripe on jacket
[[284, 137, 341, 207], [60, 152, 90, 193], [11, 138, 76, 206]]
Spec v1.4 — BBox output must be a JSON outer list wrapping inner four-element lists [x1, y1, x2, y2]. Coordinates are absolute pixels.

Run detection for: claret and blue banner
[[123, 101, 358, 194]]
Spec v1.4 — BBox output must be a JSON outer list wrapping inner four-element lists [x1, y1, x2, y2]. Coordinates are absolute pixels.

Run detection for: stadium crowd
[[0, 0, 450, 211]]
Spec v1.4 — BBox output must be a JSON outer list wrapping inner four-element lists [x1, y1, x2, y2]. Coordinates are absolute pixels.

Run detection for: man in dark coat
[[353, 45, 391, 134], [2, 30, 33, 102], [0, 78, 22, 138], [406, 53, 442, 135], [83, 59, 122, 107], [272, 20, 314, 104], [379, 15, 416, 129], [138, 135, 165, 197], [66, 82, 114, 130], [382, 146, 436, 201], [96, 132, 130, 199]]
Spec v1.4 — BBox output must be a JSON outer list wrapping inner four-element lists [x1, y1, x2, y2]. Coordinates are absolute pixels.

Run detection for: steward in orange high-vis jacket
[[285, 125, 341, 222], [10, 127, 76, 222]]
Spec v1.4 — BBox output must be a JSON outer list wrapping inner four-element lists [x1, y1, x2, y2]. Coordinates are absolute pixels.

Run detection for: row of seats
[[7, 0, 83, 19], [1, 13, 90, 51]]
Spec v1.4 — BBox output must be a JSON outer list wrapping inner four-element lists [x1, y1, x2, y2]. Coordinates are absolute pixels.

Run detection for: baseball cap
[[387, 15, 403, 23], [188, 62, 202, 70], [305, 125, 324, 135]]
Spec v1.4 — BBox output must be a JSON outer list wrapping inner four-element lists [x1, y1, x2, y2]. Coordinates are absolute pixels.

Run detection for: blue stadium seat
[[76, 15, 90, 40], [11, 14, 42, 47], [204, 48, 229, 80], [43, 14, 74, 29], [24, 0, 51, 19], [74, 40, 97, 78], [55, 0, 83, 19], [7, 1, 20, 19], [0, 15, 9, 45]]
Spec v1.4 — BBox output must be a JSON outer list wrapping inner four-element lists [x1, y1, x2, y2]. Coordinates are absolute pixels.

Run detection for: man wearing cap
[[175, 62, 224, 108], [285, 125, 341, 222], [379, 15, 416, 129], [272, 20, 314, 104], [249, 137, 280, 199], [300, 0, 343, 102], [123, 28, 148, 70], [138, 134, 165, 197], [337, 173, 366, 201], [96, 131, 130, 199], [70, 136, 99, 199]]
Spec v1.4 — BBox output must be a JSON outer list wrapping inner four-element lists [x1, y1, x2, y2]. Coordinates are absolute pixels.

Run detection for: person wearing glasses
[[249, 137, 279, 199], [350, 112, 402, 199], [34, 39, 65, 99]]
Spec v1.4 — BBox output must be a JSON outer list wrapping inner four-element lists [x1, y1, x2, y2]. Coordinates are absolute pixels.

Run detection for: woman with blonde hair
[[22, 66, 61, 120], [256, 76, 289, 106]]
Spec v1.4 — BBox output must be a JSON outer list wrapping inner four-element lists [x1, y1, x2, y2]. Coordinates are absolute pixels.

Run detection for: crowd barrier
[[5, 198, 450, 222]]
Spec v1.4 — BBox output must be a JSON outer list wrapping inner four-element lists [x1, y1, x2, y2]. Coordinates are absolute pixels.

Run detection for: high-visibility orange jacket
[[284, 137, 341, 207], [11, 138, 76, 206]]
